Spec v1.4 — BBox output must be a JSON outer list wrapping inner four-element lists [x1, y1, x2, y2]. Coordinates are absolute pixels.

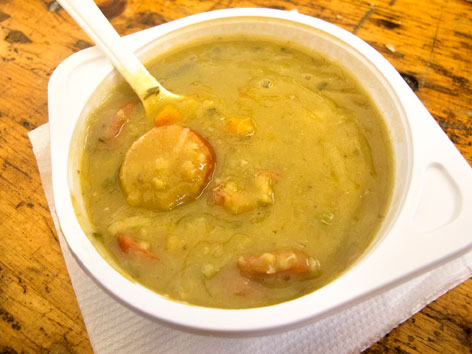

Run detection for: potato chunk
[[211, 170, 279, 214], [120, 125, 215, 211]]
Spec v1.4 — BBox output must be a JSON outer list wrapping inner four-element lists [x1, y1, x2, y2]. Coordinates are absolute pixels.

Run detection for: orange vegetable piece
[[117, 233, 158, 260], [226, 117, 256, 136], [154, 105, 181, 127]]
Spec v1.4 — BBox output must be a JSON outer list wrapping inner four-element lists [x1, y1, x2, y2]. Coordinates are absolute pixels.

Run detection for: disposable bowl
[[48, 8, 472, 335]]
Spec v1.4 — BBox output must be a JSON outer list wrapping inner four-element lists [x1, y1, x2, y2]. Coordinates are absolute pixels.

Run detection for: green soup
[[79, 37, 394, 308]]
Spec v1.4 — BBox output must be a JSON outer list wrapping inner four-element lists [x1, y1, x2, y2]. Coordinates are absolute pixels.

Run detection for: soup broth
[[79, 37, 394, 308]]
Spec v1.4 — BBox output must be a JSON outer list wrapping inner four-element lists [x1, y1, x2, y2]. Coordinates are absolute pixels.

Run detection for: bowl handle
[[367, 100, 472, 286]]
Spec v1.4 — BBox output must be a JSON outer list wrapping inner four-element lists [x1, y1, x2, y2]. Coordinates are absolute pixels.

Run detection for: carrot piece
[[154, 105, 181, 127], [116, 233, 157, 260], [226, 117, 256, 137]]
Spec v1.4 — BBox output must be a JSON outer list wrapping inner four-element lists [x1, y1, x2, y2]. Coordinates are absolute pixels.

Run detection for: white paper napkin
[[29, 123, 472, 354]]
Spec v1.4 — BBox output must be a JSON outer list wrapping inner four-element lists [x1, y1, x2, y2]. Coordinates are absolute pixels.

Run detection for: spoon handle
[[57, 0, 169, 112]]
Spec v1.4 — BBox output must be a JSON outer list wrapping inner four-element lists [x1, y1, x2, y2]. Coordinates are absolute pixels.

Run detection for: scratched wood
[[0, 0, 470, 353]]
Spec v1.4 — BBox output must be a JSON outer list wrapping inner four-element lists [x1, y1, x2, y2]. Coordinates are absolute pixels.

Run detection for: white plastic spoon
[[57, 0, 180, 115]]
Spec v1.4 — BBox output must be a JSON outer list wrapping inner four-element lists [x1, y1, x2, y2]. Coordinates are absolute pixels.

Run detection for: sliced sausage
[[120, 125, 215, 211], [237, 249, 319, 278]]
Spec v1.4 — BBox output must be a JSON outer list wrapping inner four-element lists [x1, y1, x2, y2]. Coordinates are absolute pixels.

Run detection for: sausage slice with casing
[[120, 125, 215, 211]]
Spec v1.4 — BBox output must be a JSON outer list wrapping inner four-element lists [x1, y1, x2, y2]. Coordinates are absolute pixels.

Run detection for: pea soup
[[79, 37, 394, 308]]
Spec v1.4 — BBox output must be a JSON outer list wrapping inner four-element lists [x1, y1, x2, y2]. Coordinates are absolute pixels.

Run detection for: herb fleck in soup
[[79, 37, 394, 308]]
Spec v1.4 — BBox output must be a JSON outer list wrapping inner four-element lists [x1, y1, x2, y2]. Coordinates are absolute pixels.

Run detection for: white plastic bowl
[[48, 8, 472, 335]]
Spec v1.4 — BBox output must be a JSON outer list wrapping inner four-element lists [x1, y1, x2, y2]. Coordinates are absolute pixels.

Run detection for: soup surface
[[79, 37, 394, 308]]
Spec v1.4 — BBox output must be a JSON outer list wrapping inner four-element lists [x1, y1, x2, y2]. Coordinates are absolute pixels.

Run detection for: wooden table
[[1, 0, 471, 352]]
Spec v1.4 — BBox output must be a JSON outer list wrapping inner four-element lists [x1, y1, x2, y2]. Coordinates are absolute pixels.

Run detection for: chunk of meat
[[120, 125, 215, 211], [237, 249, 319, 278], [226, 117, 256, 136], [211, 170, 279, 214], [100, 101, 137, 143], [116, 233, 157, 259]]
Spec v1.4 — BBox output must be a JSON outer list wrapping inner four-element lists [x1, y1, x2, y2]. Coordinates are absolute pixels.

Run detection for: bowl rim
[[48, 8, 472, 335]]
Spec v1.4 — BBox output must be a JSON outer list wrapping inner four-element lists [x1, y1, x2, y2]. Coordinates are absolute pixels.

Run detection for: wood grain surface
[[0, 0, 471, 353]]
